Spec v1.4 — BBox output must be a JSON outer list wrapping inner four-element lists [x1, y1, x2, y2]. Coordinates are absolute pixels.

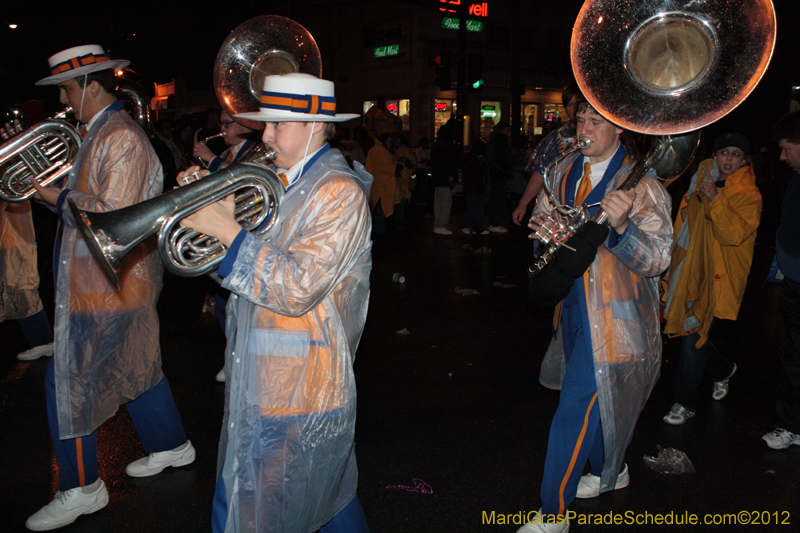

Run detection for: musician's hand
[[601, 189, 636, 234], [30, 175, 62, 206], [176, 166, 210, 187], [697, 180, 718, 200], [193, 142, 215, 164], [527, 213, 549, 241], [180, 194, 240, 247]]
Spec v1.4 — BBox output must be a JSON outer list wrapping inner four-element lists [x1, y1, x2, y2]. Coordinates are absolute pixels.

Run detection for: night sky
[[1, 0, 799, 143]]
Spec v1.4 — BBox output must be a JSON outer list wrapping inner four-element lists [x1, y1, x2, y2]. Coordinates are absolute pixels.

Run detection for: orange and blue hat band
[[260, 91, 337, 116], [50, 52, 110, 76]]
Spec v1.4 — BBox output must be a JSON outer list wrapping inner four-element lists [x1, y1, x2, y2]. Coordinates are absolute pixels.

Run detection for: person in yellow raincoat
[[391, 133, 416, 231], [365, 132, 398, 237], [662, 132, 761, 425], [180, 73, 372, 533], [26, 45, 194, 531], [518, 97, 672, 533]]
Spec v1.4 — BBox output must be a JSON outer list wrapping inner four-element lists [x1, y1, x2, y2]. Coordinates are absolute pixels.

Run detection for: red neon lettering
[[439, 0, 460, 14]]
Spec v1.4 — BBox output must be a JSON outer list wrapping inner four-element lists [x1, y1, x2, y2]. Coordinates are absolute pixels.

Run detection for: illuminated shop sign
[[387, 103, 399, 113], [442, 18, 484, 32], [435, 103, 449, 112], [374, 45, 400, 58], [481, 105, 497, 118], [439, 1, 489, 17]]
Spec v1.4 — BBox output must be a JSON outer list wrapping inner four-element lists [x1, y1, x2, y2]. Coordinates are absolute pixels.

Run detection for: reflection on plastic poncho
[[53, 102, 164, 439], [218, 149, 373, 532], [535, 150, 672, 492]]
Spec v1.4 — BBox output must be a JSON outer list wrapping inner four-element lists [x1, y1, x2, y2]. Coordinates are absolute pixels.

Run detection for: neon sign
[[435, 103, 449, 112], [439, 1, 489, 18]]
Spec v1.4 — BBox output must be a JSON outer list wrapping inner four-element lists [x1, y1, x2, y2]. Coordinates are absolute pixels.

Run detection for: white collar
[[277, 145, 326, 187]]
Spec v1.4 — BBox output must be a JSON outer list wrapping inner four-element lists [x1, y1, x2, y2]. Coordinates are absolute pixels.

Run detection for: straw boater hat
[[235, 73, 359, 123], [36, 44, 130, 86]]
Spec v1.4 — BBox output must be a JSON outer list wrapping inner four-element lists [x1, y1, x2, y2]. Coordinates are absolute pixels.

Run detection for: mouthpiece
[[577, 137, 592, 149]]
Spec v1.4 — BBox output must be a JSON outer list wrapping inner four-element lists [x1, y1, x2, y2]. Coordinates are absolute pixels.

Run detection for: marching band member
[[26, 45, 194, 531], [179, 73, 372, 533], [519, 96, 672, 533]]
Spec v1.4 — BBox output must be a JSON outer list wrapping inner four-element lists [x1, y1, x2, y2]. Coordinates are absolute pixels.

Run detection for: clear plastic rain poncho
[[0, 201, 42, 321], [218, 148, 373, 532], [535, 150, 672, 492], [54, 103, 164, 439]]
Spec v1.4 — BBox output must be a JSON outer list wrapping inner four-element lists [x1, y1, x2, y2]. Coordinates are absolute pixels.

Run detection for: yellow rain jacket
[[663, 159, 761, 347], [365, 140, 397, 217]]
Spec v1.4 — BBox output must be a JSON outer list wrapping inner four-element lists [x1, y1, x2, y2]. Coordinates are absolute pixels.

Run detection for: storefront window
[[544, 103, 568, 126], [363, 99, 411, 133], [522, 103, 540, 141], [434, 99, 457, 134]]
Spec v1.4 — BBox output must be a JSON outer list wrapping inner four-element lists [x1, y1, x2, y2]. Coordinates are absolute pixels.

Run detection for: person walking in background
[[430, 122, 460, 235], [662, 132, 761, 425], [762, 111, 800, 449], [366, 132, 398, 238], [486, 121, 513, 233], [460, 139, 489, 235]]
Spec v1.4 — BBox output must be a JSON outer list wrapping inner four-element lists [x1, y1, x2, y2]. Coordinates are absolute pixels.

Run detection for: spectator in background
[[414, 136, 432, 206], [460, 139, 489, 235], [430, 122, 460, 235], [366, 132, 398, 238], [487, 121, 513, 233], [391, 133, 416, 232], [662, 132, 761, 426], [762, 111, 800, 450]]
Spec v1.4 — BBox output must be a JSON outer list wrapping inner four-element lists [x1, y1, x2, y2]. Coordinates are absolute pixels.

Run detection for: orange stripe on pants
[[75, 438, 85, 486], [557, 391, 598, 515]]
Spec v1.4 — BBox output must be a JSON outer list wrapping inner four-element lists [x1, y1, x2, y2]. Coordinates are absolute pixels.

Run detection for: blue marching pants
[[540, 301, 606, 517], [45, 357, 188, 491], [211, 467, 369, 533]]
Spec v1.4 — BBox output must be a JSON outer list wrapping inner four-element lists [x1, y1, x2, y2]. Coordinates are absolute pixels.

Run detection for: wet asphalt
[[1, 196, 798, 533]]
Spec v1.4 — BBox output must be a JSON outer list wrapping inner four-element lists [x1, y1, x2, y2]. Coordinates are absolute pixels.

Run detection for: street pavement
[[1, 198, 798, 532]]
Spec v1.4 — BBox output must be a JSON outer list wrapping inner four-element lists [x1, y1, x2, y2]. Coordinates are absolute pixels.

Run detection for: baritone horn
[[529, 0, 776, 276], [0, 117, 81, 203], [69, 163, 284, 289]]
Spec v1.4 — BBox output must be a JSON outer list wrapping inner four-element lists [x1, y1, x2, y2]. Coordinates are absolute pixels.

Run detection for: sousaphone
[[529, 0, 776, 280]]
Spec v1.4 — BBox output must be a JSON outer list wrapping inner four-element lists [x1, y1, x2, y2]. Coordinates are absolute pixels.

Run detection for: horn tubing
[[69, 162, 283, 289]]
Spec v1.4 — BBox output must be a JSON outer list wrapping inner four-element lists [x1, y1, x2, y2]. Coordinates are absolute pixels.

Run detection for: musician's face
[[57, 79, 84, 120], [779, 139, 800, 174], [713, 146, 746, 179], [261, 121, 324, 169], [576, 109, 622, 163], [220, 113, 252, 146]]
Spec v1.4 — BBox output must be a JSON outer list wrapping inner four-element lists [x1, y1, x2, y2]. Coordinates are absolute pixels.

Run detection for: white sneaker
[[125, 440, 196, 477], [26, 479, 108, 531], [215, 368, 226, 382], [516, 510, 569, 533], [488, 225, 508, 233], [17, 342, 55, 361], [461, 227, 472, 234], [576, 464, 629, 498], [663, 403, 695, 425], [762, 428, 800, 450], [433, 226, 453, 235], [712, 363, 737, 400]]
